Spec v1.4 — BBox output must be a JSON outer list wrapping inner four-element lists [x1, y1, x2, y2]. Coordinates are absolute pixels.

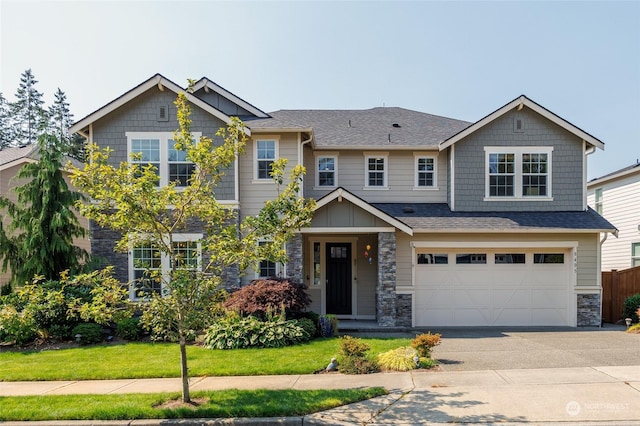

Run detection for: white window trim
[[126, 131, 200, 188], [632, 242, 640, 268], [128, 233, 203, 300], [253, 137, 279, 183], [314, 152, 339, 189], [483, 146, 553, 201], [413, 153, 438, 190], [363, 152, 389, 190], [255, 240, 285, 279]]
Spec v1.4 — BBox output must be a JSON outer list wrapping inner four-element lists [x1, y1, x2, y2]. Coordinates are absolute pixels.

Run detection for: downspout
[[298, 131, 313, 199], [584, 142, 597, 211]]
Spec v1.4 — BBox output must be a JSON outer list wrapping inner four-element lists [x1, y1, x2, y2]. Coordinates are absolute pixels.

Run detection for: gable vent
[[514, 115, 524, 133], [158, 105, 169, 122]]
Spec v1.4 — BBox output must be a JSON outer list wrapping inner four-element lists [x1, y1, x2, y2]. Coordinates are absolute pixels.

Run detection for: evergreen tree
[[0, 133, 89, 288], [11, 69, 47, 146], [0, 93, 15, 148], [48, 88, 84, 160]]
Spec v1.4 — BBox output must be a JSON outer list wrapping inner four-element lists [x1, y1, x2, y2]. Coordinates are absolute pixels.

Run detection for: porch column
[[377, 232, 396, 326], [286, 234, 304, 285]]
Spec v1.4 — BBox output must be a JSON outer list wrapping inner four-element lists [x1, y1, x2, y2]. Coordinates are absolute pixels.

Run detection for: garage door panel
[[415, 248, 571, 327], [493, 289, 531, 307]]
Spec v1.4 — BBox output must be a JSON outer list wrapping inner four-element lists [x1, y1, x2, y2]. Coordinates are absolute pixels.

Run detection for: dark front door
[[326, 242, 352, 315]]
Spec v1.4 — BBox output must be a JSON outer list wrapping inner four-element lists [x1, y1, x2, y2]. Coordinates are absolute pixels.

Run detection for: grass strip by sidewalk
[[0, 388, 386, 421], [0, 337, 411, 381]]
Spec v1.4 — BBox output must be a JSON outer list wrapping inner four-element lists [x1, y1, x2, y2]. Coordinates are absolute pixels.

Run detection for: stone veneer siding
[[577, 294, 601, 327], [377, 232, 397, 327], [395, 294, 412, 327], [285, 234, 303, 285]]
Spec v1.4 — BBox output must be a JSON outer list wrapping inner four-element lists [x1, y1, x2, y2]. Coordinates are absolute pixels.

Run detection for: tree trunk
[[180, 337, 190, 403]]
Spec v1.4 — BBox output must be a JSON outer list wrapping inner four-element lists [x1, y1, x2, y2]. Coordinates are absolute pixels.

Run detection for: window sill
[[483, 196, 554, 202], [251, 179, 275, 184], [363, 187, 389, 190]]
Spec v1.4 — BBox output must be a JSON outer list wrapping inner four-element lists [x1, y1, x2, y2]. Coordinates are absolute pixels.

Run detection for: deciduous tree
[[70, 87, 315, 403]]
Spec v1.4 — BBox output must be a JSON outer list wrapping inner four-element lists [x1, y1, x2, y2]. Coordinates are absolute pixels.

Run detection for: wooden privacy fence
[[602, 266, 640, 323]]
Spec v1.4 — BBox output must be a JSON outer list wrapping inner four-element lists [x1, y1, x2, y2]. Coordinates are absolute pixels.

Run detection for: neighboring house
[[70, 74, 616, 327], [587, 161, 640, 271], [0, 145, 90, 288]]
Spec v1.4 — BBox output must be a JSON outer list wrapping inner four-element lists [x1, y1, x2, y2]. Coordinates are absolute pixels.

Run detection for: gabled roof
[[439, 95, 605, 151], [70, 74, 250, 136], [245, 108, 470, 149], [191, 77, 270, 118], [373, 203, 618, 236], [314, 187, 413, 235], [587, 160, 640, 187], [0, 144, 83, 171]]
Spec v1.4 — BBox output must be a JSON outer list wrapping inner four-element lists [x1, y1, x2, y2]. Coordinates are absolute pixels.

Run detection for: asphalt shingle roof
[[371, 203, 617, 232], [245, 107, 471, 148]]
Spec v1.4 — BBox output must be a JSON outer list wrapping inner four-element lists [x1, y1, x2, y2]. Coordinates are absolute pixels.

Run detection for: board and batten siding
[[90, 87, 236, 200], [587, 171, 640, 270], [395, 232, 599, 290], [452, 108, 585, 212], [303, 148, 448, 203]]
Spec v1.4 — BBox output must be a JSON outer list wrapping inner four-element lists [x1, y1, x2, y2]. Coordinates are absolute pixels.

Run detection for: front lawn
[[0, 388, 387, 421], [0, 337, 412, 381]]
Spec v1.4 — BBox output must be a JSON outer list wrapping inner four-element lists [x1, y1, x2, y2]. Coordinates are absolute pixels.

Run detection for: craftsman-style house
[[70, 74, 615, 327]]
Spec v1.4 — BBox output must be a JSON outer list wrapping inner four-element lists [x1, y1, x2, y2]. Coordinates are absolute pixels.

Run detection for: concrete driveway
[[428, 325, 640, 371]]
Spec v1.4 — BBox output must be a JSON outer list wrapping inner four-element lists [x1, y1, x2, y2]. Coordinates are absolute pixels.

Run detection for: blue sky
[[1, 0, 638, 179]]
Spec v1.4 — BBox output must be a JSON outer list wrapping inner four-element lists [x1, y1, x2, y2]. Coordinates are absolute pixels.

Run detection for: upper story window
[[415, 155, 437, 188], [595, 188, 603, 214], [484, 147, 553, 200], [127, 132, 200, 188], [364, 152, 388, 189], [255, 139, 278, 180], [316, 154, 338, 188]]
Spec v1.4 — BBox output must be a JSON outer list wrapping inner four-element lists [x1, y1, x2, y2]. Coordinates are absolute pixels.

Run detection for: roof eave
[[587, 165, 640, 188], [70, 74, 250, 137], [439, 95, 605, 151], [192, 77, 270, 118]]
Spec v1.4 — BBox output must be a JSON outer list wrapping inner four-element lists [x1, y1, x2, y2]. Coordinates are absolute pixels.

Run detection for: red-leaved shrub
[[223, 278, 311, 319]]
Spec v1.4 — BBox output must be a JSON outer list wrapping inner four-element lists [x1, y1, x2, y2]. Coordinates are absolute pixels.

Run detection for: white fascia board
[[411, 240, 580, 249], [193, 78, 269, 118], [411, 227, 617, 235], [0, 157, 37, 172], [314, 187, 413, 236], [251, 127, 314, 133], [439, 95, 605, 151], [587, 166, 640, 188], [70, 75, 250, 137], [299, 227, 396, 234]]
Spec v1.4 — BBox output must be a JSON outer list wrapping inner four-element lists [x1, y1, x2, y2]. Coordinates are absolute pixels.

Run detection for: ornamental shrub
[[203, 313, 310, 349], [0, 305, 37, 346], [223, 278, 311, 319], [71, 323, 103, 345], [377, 347, 419, 372], [623, 294, 640, 323], [411, 332, 442, 358], [116, 317, 143, 341], [338, 335, 379, 374]]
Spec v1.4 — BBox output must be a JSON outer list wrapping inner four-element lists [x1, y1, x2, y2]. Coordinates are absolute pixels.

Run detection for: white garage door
[[414, 249, 573, 326]]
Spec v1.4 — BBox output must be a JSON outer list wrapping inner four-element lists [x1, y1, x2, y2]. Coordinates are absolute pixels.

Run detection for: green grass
[[0, 388, 387, 421], [0, 337, 411, 381]]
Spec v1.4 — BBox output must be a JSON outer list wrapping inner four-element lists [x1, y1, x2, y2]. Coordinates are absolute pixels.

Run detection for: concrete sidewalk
[[2, 365, 640, 424]]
